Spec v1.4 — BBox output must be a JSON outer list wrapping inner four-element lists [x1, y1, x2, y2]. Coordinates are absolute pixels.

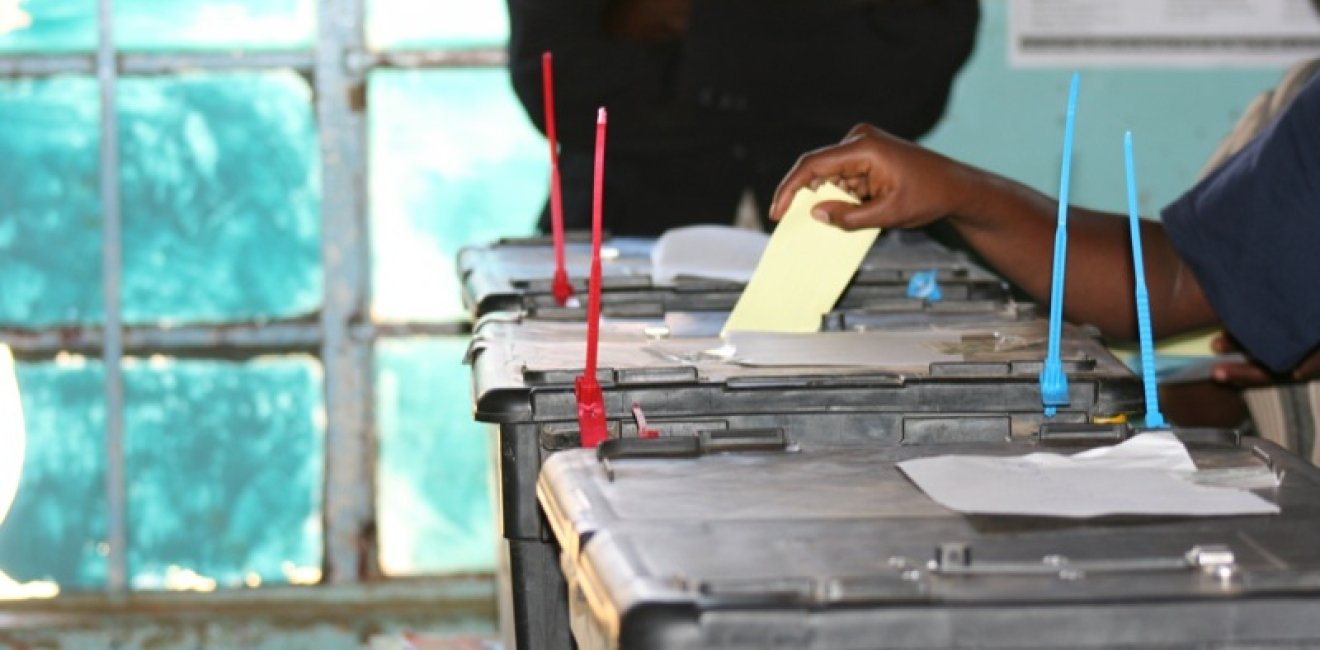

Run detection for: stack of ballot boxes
[[537, 432, 1320, 649], [460, 229, 1147, 649]]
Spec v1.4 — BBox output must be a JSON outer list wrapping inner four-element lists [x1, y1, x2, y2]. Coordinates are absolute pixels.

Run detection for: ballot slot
[[457, 229, 1015, 321]]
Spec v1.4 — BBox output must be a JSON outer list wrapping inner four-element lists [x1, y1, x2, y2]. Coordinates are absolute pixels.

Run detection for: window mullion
[[316, 0, 377, 584], [96, 0, 128, 594]]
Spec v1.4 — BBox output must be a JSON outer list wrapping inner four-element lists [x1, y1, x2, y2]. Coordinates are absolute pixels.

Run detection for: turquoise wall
[[922, 1, 1292, 218]]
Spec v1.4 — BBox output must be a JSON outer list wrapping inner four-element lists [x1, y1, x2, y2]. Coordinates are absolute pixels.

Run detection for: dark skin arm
[[773, 124, 1320, 385], [770, 124, 1218, 342]]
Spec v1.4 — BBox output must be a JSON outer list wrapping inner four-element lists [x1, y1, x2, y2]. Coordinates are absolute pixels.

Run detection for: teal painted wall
[[922, 1, 1293, 218]]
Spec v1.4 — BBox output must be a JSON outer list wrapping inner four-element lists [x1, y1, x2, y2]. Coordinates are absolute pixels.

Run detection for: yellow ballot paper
[[721, 183, 880, 335]]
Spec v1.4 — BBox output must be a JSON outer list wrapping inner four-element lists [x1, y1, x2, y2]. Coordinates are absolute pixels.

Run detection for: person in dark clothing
[[769, 69, 1320, 383], [505, 0, 980, 236]]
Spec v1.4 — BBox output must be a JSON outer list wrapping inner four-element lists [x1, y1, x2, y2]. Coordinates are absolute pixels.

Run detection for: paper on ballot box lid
[[897, 432, 1280, 518], [650, 225, 769, 285]]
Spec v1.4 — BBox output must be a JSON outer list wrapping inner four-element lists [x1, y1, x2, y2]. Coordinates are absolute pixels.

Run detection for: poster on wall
[[1010, 0, 1320, 67]]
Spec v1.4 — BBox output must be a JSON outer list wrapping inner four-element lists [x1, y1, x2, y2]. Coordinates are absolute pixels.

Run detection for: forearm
[[770, 124, 1220, 340], [946, 163, 1218, 340]]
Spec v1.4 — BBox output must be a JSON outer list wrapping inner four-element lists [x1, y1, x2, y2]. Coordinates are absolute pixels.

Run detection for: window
[[0, 0, 538, 594]]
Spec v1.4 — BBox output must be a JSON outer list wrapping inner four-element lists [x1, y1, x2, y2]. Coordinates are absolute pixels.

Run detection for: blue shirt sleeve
[[1161, 72, 1320, 374]]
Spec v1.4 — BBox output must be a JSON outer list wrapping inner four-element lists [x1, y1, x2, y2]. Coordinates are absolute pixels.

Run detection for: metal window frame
[[0, 0, 503, 591]]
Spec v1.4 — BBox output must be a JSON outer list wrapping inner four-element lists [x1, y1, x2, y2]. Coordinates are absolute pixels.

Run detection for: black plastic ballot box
[[539, 432, 1320, 649], [467, 317, 1144, 649]]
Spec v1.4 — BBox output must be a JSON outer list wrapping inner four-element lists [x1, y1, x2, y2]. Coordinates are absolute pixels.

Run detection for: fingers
[[842, 122, 876, 142], [770, 141, 878, 222], [1210, 331, 1239, 354], [839, 175, 868, 198], [770, 154, 830, 222], [1210, 358, 1275, 387], [1291, 346, 1320, 381], [810, 198, 891, 232]]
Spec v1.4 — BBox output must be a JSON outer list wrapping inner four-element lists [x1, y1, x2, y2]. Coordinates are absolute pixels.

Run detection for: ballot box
[[538, 430, 1320, 650], [467, 317, 1143, 649], [457, 229, 1011, 320]]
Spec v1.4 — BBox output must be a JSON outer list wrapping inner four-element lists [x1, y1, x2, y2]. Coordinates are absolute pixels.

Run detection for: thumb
[[811, 198, 891, 231], [1210, 331, 1239, 354]]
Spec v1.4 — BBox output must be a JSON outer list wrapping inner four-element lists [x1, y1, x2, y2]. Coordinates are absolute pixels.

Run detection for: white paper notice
[[1009, 0, 1320, 68], [898, 432, 1279, 518]]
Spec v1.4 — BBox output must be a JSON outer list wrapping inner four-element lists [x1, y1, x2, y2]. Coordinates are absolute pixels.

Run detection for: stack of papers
[[649, 225, 769, 285]]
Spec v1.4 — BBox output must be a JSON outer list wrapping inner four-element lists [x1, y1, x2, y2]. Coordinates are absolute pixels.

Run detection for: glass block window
[[0, 73, 321, 327], [367, 0, 506, 51], [0, 357, 107, 590], [0, 0, 530, 597], [0, 0, 93, 54], [0, 0, 315, 54], [369, 68, 546, 322], [0, 356, 324, 592], [375, 337, 494, 575], [0, 77, 101, 326], [117, 0, 314, 52], [123, 356, 323, 590], [120, 73, 321, 324]]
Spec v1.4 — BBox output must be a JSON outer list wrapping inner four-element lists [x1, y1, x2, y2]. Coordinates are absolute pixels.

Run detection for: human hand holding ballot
[[770, 124, 976, 232], [721, 182, 880, 336]]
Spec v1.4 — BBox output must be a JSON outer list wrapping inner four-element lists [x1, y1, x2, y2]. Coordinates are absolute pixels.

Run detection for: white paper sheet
[[897, 432, 1279, 518], [1067, 430, 1197, 472], [650, 225, 769, 285]]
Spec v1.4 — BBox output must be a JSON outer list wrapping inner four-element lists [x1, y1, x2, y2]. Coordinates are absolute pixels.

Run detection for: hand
[[1209, 332, 1320, 386], [601, 0, 691, 43], [769, 124, 972, 231]]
